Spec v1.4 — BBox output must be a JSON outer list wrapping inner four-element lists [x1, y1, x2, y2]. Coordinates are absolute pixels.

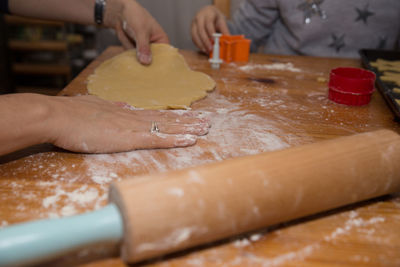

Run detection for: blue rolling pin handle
[[0, 204, 123, 267]]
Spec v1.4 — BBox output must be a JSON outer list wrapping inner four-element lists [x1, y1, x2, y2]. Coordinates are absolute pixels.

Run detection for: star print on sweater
[[228, 0, 400, 58], [355, 4, 375, 24], [329, 34, 346, 53]]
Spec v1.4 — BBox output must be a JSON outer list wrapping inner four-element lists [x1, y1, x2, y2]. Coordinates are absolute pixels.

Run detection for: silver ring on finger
[[150, 121, 160, 133]]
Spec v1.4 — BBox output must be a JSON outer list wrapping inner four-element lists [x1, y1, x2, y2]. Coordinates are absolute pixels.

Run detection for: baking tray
[[359, 49, 400, 120]]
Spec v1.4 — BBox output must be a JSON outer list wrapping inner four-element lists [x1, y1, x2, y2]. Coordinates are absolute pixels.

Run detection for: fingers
[[110, 101, 211, 127], [191, 23, 207, 53], [191, 5, 229, 54], [148, 23, 170, 44], [135, 110, 210, 124], [141, 133, 198, 149], [197, 17, 213, 53], [111, 0, 169, 65], [88, 120, 205, 152], [121, 20, 152, 65], [73, 132, 198, 154], [158, 122, 210, 136], [115, 103, 211, 123], [135, 34, 152, 65], [192, 11, 213, 53], [205, 18, 217, 46], [130, 120, 211, 136], [151, 32, 169, 44], [51, 95, 211, 154], [118, 132, 198, 151], [115, 22, 135, 49], [113, 109, 211, 136], [216, 15, 230, 35]]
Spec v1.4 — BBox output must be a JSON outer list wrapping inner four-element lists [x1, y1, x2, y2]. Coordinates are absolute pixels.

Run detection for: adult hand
[[191, 5, 230, 54], [9, 0, 168, 65], [104, 0, 169, 65], [0, 94, 210, 156], [48, 95, 210, 153]]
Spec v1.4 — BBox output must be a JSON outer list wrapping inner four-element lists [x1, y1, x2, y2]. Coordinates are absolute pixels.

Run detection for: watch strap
[[94, 0, 106, 25]]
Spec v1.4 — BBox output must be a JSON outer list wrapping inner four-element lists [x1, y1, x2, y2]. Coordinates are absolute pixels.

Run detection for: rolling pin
[[1, 129, 400, 266]]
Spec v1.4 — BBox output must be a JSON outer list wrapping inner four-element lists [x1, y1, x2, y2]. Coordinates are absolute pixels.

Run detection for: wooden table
[[1, 46, 400, 266]]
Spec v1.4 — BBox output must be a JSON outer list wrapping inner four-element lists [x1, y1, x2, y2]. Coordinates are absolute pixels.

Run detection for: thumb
[[135, 32, 152, 65], [123, 21, 152, 65]]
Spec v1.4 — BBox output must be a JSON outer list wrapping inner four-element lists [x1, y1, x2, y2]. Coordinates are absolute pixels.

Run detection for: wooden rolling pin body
[[109, 130, 400, 263]]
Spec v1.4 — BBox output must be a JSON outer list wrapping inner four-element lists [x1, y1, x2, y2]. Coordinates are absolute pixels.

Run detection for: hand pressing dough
[[87, 44, 216, 109]]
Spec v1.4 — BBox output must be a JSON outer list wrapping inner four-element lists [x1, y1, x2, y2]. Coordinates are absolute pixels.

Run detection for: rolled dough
[[371, 59, 400, 86], [87, 44, 216, 109]]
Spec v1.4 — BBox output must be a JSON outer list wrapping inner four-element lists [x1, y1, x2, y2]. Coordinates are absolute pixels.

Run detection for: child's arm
[[228, 0, 279, 52]]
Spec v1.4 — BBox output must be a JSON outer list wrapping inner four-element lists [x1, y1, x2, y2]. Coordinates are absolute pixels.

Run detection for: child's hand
[[191, 5, 230, 54]]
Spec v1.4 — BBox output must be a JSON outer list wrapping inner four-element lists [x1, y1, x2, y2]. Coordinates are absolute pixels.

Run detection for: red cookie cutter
[[328, 67, 376, 106]]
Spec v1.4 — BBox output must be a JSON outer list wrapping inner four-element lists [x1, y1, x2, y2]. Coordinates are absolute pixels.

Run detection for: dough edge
[[87, 44, 216, 109]]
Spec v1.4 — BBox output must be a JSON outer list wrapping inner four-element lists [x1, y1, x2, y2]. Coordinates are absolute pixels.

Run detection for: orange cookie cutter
[[209, 35, 251, 63]]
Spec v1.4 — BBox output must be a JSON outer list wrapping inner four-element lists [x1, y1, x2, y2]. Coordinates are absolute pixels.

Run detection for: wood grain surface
[[1, 46, 400, 266]]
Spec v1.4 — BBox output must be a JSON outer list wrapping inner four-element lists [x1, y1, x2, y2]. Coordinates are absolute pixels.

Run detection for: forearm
[[0, 94, 52, 155], [8, 0, 124, 26], [8, 0, 168, 64]]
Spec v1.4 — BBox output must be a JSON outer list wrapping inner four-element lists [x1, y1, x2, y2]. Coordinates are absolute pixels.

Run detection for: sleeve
[[227, 0, 279, 51], [0, 0, 9, 13]]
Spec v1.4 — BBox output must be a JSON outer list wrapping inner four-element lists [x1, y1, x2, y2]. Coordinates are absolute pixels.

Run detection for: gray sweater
[[228, 0, 400, 58]]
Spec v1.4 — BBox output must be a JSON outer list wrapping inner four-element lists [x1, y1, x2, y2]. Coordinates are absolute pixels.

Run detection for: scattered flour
[[239, 62, 301, 73], [250, 233, 263, 242], [233, 238, 251, 248], [0, 94, 291, 221], [324, 212, 385, 243], [167, 187, 185, 197], [33, 95, 287, 220], [185, 258, 205, 266], [2, 74, 392, 265], [167, 209, 389, 267], [239, 244, 318, 267], [136, 226, 208, 254], [81, 95, 290, 181], [41, 185, 100, 218]]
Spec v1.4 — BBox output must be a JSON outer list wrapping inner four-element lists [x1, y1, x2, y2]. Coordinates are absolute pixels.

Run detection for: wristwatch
[[95, 0, 106, 25]]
